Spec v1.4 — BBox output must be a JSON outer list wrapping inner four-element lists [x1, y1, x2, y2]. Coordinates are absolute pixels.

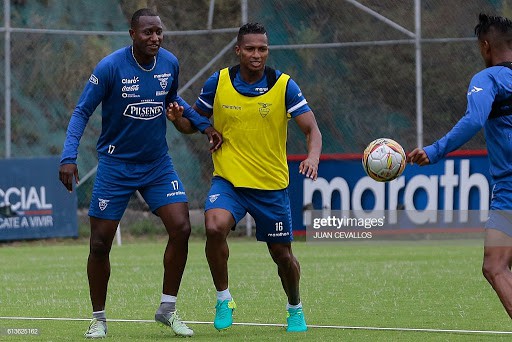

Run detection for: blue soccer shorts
[[89, 155, 188, 220], [204, 176, 294, 243], [486, 181, 512, 237]]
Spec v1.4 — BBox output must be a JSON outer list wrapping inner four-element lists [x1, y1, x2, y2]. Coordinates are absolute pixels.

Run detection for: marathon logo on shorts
[[267, 232, 290, 238], [166, 191, 185, 197], [123, 101, 164, 120], [209, 194, 220, 203], [98, 198, 110, 211]]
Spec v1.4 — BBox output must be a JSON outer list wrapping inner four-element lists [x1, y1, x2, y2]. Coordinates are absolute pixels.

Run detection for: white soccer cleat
[[155, 311, 194, 337], [84, 318, 107, 339]]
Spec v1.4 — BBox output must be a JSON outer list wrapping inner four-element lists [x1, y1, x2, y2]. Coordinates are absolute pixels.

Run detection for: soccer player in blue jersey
[[407, 13, 512, 319], [58, 8, 222, 338], [169, 22, 322, 332]]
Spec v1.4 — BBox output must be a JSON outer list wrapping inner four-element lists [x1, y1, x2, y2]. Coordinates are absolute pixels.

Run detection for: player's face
[[130, 16, 163, 62], [236, 33, 269, 73]]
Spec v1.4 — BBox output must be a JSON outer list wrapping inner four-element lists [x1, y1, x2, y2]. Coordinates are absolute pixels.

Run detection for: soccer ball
[[362, 138, 406, 182]]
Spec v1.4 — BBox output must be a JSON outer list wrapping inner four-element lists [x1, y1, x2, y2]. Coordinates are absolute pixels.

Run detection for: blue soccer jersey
[[194, 68, 311, 117], [60, 46, 211, 165], [424, 65, 512, 183]]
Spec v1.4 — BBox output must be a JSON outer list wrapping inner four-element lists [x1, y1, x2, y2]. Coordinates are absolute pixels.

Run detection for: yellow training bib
[[212, 67, 291, 190]]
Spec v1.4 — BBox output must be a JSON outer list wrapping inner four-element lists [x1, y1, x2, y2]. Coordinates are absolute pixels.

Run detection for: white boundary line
[[0, 316, 511, 335]]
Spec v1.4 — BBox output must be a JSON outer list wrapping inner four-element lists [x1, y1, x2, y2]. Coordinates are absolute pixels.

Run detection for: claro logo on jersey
[[123, 101, 164, 120], [121, 76, 141, 98], [122, 76, 139, 84]]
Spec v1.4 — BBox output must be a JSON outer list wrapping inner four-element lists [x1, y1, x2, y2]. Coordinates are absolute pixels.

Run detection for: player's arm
[[166, 101, 221, 152], [286, 77, 322, 180], [408, 73, 494, 166], [186, 72, 221, 152], [165, 70, 222, 152], [166, 70, 221, 151], [59, 65, 107, 192], [165, 65, 213, 134], [166, 96, 211, 132], [294, 111, 322, 180], [188, 104, 222, 152], [407, 148, 431, 166], [407, 115, 482, 166], [166, 101, 197, 134], [166, 101, 213, 133]]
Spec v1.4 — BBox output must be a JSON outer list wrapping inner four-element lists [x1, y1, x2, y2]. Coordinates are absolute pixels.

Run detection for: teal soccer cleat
[[214, 299, 236, 331], [286, 307, 308, 332]]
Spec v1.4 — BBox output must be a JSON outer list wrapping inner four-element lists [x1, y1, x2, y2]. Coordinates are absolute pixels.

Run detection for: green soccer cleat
[[84, 318, 107, 339], [155, 311, 194, 337], [286, 308, 308, 332], [214, 299, 236, 331]]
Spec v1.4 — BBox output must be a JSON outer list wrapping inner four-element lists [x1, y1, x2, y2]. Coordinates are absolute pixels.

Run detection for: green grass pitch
[[1, 238, 511, 341]]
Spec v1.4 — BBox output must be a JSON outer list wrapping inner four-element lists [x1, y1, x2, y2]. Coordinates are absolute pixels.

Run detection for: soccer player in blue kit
[[58, 8, 222, 338], [169, 22, 322, 332], [408, 14, 512, 319]]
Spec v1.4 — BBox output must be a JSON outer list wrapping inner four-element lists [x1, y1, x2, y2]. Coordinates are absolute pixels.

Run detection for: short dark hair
[[475, 13, 512, 39], [237, 22, 267, 44], [131, 8, 158, 29]]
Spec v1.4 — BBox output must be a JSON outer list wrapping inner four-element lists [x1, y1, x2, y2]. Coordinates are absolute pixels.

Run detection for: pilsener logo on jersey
[[123, 101, 164, 120]]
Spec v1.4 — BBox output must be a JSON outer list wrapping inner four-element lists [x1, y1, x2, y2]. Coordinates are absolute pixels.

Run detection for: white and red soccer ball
[[362, 138, 406, 182]]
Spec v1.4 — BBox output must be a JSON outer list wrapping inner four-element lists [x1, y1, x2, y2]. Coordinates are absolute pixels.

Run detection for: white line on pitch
[[0, 316, 511, 335]]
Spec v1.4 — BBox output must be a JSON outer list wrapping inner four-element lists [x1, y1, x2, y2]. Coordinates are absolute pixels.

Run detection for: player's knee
[[275, 254, 295, 269], [482, 260, 498, 282], [89, 238, 112, 259], [205, 216, 230, 241], [269, 246, 295, 268], [205, 224, 224, 241], [168, 219, 191, 240], [482, 251, 509, 281]]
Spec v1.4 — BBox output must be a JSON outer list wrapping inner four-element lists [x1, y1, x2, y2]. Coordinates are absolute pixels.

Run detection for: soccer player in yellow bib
[[167, 22, 322, 332]]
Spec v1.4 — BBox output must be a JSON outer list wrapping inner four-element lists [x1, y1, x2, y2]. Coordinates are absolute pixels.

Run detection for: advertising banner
[[0, 157, 78, 241], [288, 151, 492, 238]]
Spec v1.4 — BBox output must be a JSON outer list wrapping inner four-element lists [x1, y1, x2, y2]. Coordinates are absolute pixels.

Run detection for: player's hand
[[166, 102, 184, 122], [299, 157, 319, 180], [407, 148, 431, 166], [204, 126, 223, 153], [59, 163, 80, 193]]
